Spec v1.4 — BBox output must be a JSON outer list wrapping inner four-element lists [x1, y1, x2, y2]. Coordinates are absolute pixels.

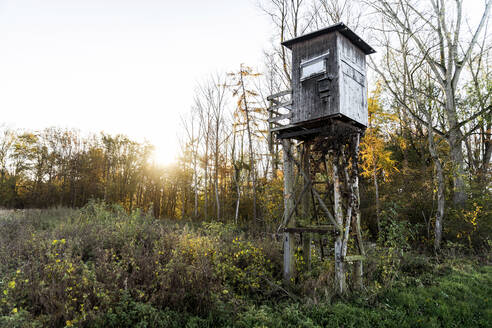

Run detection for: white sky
[[0, 0, 271, 164], [0, 0, 488, 164]]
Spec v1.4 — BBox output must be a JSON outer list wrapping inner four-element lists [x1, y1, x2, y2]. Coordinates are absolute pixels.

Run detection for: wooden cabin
[[280, 23, 375, 136]]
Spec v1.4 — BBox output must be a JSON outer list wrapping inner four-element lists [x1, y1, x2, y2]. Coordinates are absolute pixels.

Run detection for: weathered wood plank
[[282, 139, 295, 284], [269, 101, 293, 112], [268, 113, 292, 123], [267, 89, 292, 100]]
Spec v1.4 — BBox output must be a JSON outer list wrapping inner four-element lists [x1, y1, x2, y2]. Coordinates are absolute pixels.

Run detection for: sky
[[0, 0, 272, 164], [0, 0, 488, 164]]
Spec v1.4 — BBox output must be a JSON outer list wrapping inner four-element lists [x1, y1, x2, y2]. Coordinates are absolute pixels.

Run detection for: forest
[[0, 0, 491, 327]]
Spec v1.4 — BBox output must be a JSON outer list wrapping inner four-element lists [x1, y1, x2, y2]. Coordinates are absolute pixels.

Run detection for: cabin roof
[[281, 22, 376, 55]]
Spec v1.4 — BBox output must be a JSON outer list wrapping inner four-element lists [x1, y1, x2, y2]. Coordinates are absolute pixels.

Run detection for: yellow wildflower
[[8, 281, 15, 289], [12, 307, 17, 314]]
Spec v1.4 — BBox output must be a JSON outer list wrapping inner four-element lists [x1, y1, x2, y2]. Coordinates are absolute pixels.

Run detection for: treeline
[[0, 128, 182, 217], [0, 121, 284, 226]]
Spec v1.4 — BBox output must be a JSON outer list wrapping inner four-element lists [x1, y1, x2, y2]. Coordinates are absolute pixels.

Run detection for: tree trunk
[[204, 139, 209, 220], [239, 68, 257, 222], [235, 181, 241, 224], [214, 121, 221, 220], [232, 128, 241, 225], [373, 163, 380, 232], [214, 178, 220, 220], [447, 100, 466, 208], [434, 165, 445, 252], [426, 112, 445, 252], [193, 156, 198, 218]]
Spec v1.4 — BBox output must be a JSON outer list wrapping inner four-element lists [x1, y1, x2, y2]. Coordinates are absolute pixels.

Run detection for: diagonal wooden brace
[[284, 145, 343, 234]]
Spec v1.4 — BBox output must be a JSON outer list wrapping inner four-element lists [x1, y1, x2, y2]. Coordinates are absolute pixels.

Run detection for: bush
[[0, 204, 282, 326], [1, 204, 491, 328], [91, 292, 186, 328]]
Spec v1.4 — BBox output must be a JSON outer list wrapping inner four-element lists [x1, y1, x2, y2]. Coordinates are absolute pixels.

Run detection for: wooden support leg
[[333, 156, 346, 294], [301, 142, 311, 271], [283, 232, 295, 283], [282, 139, 295, 284], [352, 133, 365, 290]]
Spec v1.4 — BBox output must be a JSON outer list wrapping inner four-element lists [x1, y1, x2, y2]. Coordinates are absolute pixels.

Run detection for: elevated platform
[[267, 89, 365, 142], [271, 115, 364, 141]]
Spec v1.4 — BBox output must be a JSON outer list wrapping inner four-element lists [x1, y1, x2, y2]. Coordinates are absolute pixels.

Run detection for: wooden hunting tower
[[267, 23, 376, 294], [277, 23, 375, 137]]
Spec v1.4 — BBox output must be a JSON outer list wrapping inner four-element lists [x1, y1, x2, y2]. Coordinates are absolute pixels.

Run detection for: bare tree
[[180, 105, 202, 218], [369, 0, 491, 249], [368, 0, 491, 207]]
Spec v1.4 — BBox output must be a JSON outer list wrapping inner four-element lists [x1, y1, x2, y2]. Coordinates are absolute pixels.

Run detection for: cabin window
[[300, 52, 329, 81]]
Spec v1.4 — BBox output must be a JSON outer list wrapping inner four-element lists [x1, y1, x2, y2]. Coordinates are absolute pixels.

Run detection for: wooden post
[[282, 139, 295, 283], [351, 133, 365, 290], [332, 154, 346, 294], [301, 142, 311, 270]]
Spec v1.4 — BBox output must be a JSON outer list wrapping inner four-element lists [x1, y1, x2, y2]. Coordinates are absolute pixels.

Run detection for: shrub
[[91, 292, 186, 328], [213, 237, 275, 297]]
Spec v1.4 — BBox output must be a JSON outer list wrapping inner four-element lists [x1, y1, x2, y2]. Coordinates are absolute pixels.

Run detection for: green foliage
[[1, 207, 491, 327], [213, 237, 275, 297], [374, 202, 419, 286], [445, 194, 492, 255], [238, 265, 492, 328], [377, 202, 416, 252], [0, 206, 280, 326], [91, 292, 185, 328]]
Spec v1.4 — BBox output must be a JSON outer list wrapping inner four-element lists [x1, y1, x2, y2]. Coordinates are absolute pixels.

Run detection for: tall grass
[[0, 203, 490, 327]]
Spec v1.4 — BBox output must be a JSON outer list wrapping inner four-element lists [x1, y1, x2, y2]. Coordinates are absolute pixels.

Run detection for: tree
[[368, 0, 491, 207], [227, 64, 264, 223], [360, 86, 399, 232]]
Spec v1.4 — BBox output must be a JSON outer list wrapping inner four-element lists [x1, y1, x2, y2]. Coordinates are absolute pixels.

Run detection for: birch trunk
[[426, 113, 445, 252]]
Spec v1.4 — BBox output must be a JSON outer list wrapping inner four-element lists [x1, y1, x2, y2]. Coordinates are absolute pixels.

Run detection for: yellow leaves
[[360, 128, 398, 179], [360, 85, 399, 181], [463, 203, 482, 230]]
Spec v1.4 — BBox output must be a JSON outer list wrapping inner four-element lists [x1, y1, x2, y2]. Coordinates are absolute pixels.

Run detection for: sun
[[152, 142, 178, 166]]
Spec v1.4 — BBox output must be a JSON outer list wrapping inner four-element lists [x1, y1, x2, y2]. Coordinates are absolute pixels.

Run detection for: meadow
[[0, 203, 490, 328]]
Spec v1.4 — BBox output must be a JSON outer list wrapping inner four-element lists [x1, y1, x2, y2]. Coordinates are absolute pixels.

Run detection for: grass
[[0, 204, 490, 327]]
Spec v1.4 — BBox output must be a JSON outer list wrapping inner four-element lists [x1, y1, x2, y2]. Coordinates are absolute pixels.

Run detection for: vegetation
[[0, 0, 490, 326], [0, 206, 490, 327]]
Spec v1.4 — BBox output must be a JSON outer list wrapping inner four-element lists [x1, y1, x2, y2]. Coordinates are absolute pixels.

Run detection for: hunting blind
[[270, 23, 375, 139], [267, 23, 375, 294]]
